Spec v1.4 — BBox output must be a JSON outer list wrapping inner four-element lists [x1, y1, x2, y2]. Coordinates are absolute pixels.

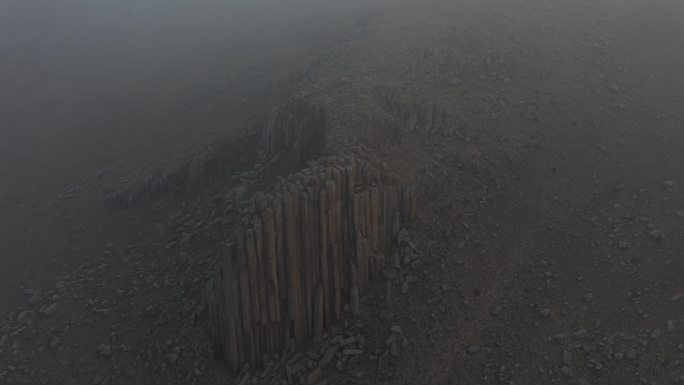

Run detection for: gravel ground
[[1, 0, 684, 384]]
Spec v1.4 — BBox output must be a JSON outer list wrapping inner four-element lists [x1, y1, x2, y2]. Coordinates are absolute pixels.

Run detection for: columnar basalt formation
[[207, 156, 417, 373], [375, 85, 462, 137], [106, 98, 327, 209], [260, 98, 328, 162]]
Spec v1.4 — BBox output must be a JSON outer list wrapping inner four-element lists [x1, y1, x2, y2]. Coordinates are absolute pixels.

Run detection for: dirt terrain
[[1, 0, 684, 384]]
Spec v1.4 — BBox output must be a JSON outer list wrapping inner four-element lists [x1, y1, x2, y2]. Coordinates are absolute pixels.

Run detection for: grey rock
[[671, 293, 684, 301], [28, 291, 42, 306], [390, 325, 402, 334], [342, 348, 363, 356], [668, 320, 674, 333], [49, 336, 60, 349], [42, 303, 59, 317], [16, 310, 30, 323], [650, 328, 661, 339], [335, 359, 345, 372], [467, 344, 480, 354], [237, 372, 251, 385], [574, 329, 588, 339], [390, 342, 400, 357], [406, 275, 420, 283], [350, 370, 364, 379], [648, 229, 664, 241], [490, 305, 503, 316], [613, 352, 624, 360], [625, 349, 637, 360], [97, 344, 111, 357], [677, 210, 684, 219], [92, 372, 105, 385], [319, 345, 338, 368], [561, 366, 572, 377], [384, 334, 397, 346], [306, 367, 323, 385], [562, 350, 573, 366]]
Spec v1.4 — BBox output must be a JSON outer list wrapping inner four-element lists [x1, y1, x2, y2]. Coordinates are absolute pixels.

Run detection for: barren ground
[[1, 0, 684, 384]]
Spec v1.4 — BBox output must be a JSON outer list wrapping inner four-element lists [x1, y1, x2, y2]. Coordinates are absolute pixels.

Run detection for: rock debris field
[[1, 0, 684, 384]]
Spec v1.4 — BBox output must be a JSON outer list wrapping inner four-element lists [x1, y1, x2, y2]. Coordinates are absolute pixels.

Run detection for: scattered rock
[[561, 366, 572, 377], [28, 291, 42, 305], [385, 334, 397, 346], [319, 345, 338, 368], [342, 348, 363, 356], [92, 372, 106, 385], [390, 342, 400, 357], [16, 310, 30, 323], [237, 372, 251, 385], [625, 349, 637, 360], [97, 344, 112, 357], [562, 350, 573, 366], [573, 329, 588, 339], [650, 328, 661, 339], [306, 367, 323, 385], [42, 303, 59, 317], [350, 370, 364, 380], [648, 229, 664, 241]]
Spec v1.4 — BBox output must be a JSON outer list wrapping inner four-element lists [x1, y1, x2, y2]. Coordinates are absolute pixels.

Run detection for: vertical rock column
[[207, 156, 417, 373]]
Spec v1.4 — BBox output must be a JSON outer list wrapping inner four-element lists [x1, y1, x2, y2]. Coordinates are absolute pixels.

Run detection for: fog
[[0, 0, 380, 204], [1, 0, 683, 383]]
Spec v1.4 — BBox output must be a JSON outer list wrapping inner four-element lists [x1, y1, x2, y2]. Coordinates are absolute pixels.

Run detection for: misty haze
[[1, 0, 683, 383]]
